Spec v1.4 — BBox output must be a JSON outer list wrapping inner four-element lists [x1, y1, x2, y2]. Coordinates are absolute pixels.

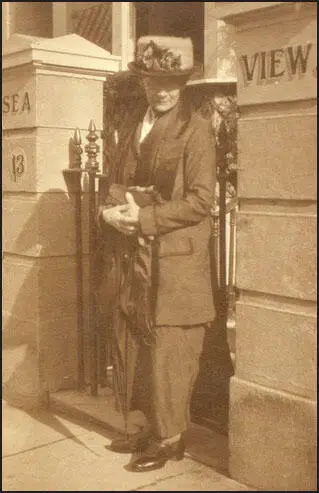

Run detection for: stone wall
[[2, 34, 120, 408], [215, 2, 317, 490]]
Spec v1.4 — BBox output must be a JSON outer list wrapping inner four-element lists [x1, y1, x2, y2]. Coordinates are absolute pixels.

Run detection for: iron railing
[[64, 120, 237, 394]]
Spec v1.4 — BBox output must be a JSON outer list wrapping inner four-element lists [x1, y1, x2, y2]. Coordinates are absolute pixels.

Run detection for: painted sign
[[2, 77, 35, 130], [239, 43, 315, 86], [10, 148, 27, 182], [237, 38, 317, 105], [2, 92, 31, 115]]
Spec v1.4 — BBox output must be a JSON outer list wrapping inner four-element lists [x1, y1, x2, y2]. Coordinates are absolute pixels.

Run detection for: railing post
[[73, 129, 86, 390], [63, 129, 85, 391], [96, 172, 110, 389], [211, 199, 220, 289], [228, 205, 237, 321], [218, 121, 229, 322], [85, 120, 100, 396]]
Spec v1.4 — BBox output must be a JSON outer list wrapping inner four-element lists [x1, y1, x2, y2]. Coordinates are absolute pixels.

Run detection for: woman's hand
[[101, 193, 141, 235], [102, 204, 137, 235]]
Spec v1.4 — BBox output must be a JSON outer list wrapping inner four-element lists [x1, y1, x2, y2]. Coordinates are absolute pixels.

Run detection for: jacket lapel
[[117, 99, 190, 188], [138, 115, 168, 175], [139, 102, 185, 180], [114, 103, 147, 183]]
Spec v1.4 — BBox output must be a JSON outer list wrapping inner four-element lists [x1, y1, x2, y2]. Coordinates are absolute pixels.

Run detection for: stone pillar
[[112, 2, 136, 70], [2, 33, 120, 408], [214, 2, 317, 490]]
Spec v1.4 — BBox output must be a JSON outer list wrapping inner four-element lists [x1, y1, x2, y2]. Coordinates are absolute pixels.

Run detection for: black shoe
[[109, 431, 151, 454], [130, 438, 185, 472]]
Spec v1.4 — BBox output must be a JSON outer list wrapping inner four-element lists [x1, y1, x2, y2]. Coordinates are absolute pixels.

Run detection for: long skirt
[[113, 314, 205, 439]]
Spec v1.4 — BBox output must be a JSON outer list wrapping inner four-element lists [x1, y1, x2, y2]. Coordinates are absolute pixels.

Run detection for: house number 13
[[11, 150, 26, 182]]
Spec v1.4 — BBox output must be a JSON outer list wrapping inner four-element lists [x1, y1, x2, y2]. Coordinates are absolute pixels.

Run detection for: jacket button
[[123, 253, 129, 261]]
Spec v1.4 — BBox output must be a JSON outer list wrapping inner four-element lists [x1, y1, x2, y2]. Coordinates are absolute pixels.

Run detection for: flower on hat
[[161, 51, 182, 71], [136, 41, 182, 72]]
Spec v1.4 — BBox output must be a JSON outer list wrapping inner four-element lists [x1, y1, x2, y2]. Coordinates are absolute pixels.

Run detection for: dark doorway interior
[[14, 2, 53, 38]]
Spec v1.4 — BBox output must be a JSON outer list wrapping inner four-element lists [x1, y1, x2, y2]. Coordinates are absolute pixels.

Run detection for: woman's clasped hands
[[102, 192, 140, 235]]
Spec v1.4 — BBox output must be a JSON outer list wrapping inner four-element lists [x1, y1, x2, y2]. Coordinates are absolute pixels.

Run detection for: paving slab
[[136, 468, 253, 491], [2, 400, 94, 457], [2, 398, 251, 491], [3, 431, 224, 491]]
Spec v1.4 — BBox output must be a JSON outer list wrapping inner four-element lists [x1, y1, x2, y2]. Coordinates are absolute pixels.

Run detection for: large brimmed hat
[[187, 52, 237, 88], [128, 35, 194, 77], [187, 76, 237, 87]]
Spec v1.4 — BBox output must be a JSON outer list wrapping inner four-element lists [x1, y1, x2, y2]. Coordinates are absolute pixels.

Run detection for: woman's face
[[142, 76, 187, 113]]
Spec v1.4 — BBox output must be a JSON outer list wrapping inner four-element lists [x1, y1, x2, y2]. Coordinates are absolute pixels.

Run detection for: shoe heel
[[175, 449, 185, 461], [174, 440, 185, 461]]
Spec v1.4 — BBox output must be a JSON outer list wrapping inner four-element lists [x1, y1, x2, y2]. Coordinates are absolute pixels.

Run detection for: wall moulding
[[239, 199, 317, 215], [2, 33, 121, 72], [237, 292, 317, 317], [215, 2, 316, 30], [239, 98, 317, 118]]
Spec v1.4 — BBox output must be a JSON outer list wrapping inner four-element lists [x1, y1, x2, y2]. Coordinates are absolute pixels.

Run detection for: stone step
[[50, 388, 231, 476]]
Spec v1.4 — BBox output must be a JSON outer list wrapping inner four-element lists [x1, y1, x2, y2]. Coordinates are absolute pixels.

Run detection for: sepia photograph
[[2, 1, 317, 491]]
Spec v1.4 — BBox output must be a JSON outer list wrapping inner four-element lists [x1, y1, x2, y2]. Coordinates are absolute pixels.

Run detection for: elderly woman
[[99, 36, 216, 472]]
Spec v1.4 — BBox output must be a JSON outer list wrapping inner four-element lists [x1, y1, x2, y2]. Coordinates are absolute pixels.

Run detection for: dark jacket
[[100, 98, 217, 327]]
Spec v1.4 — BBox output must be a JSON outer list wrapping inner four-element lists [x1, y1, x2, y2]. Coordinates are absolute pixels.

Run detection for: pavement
[[2, 396, 253, 491]]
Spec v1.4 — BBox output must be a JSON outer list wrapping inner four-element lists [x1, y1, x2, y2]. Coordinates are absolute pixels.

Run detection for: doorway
[[135, 1, 236, 435], [53, 0, 237, 438]]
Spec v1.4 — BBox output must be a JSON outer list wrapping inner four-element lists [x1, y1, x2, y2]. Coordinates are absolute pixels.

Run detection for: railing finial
[[72, 128, 83, 169], [85, 119, 100, 172]]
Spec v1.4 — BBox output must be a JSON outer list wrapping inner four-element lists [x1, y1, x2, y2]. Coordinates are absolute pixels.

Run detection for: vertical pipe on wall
[[2, 2, 15, 43], [112, 2, 136, 69], [52, 2, 68, 37]]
